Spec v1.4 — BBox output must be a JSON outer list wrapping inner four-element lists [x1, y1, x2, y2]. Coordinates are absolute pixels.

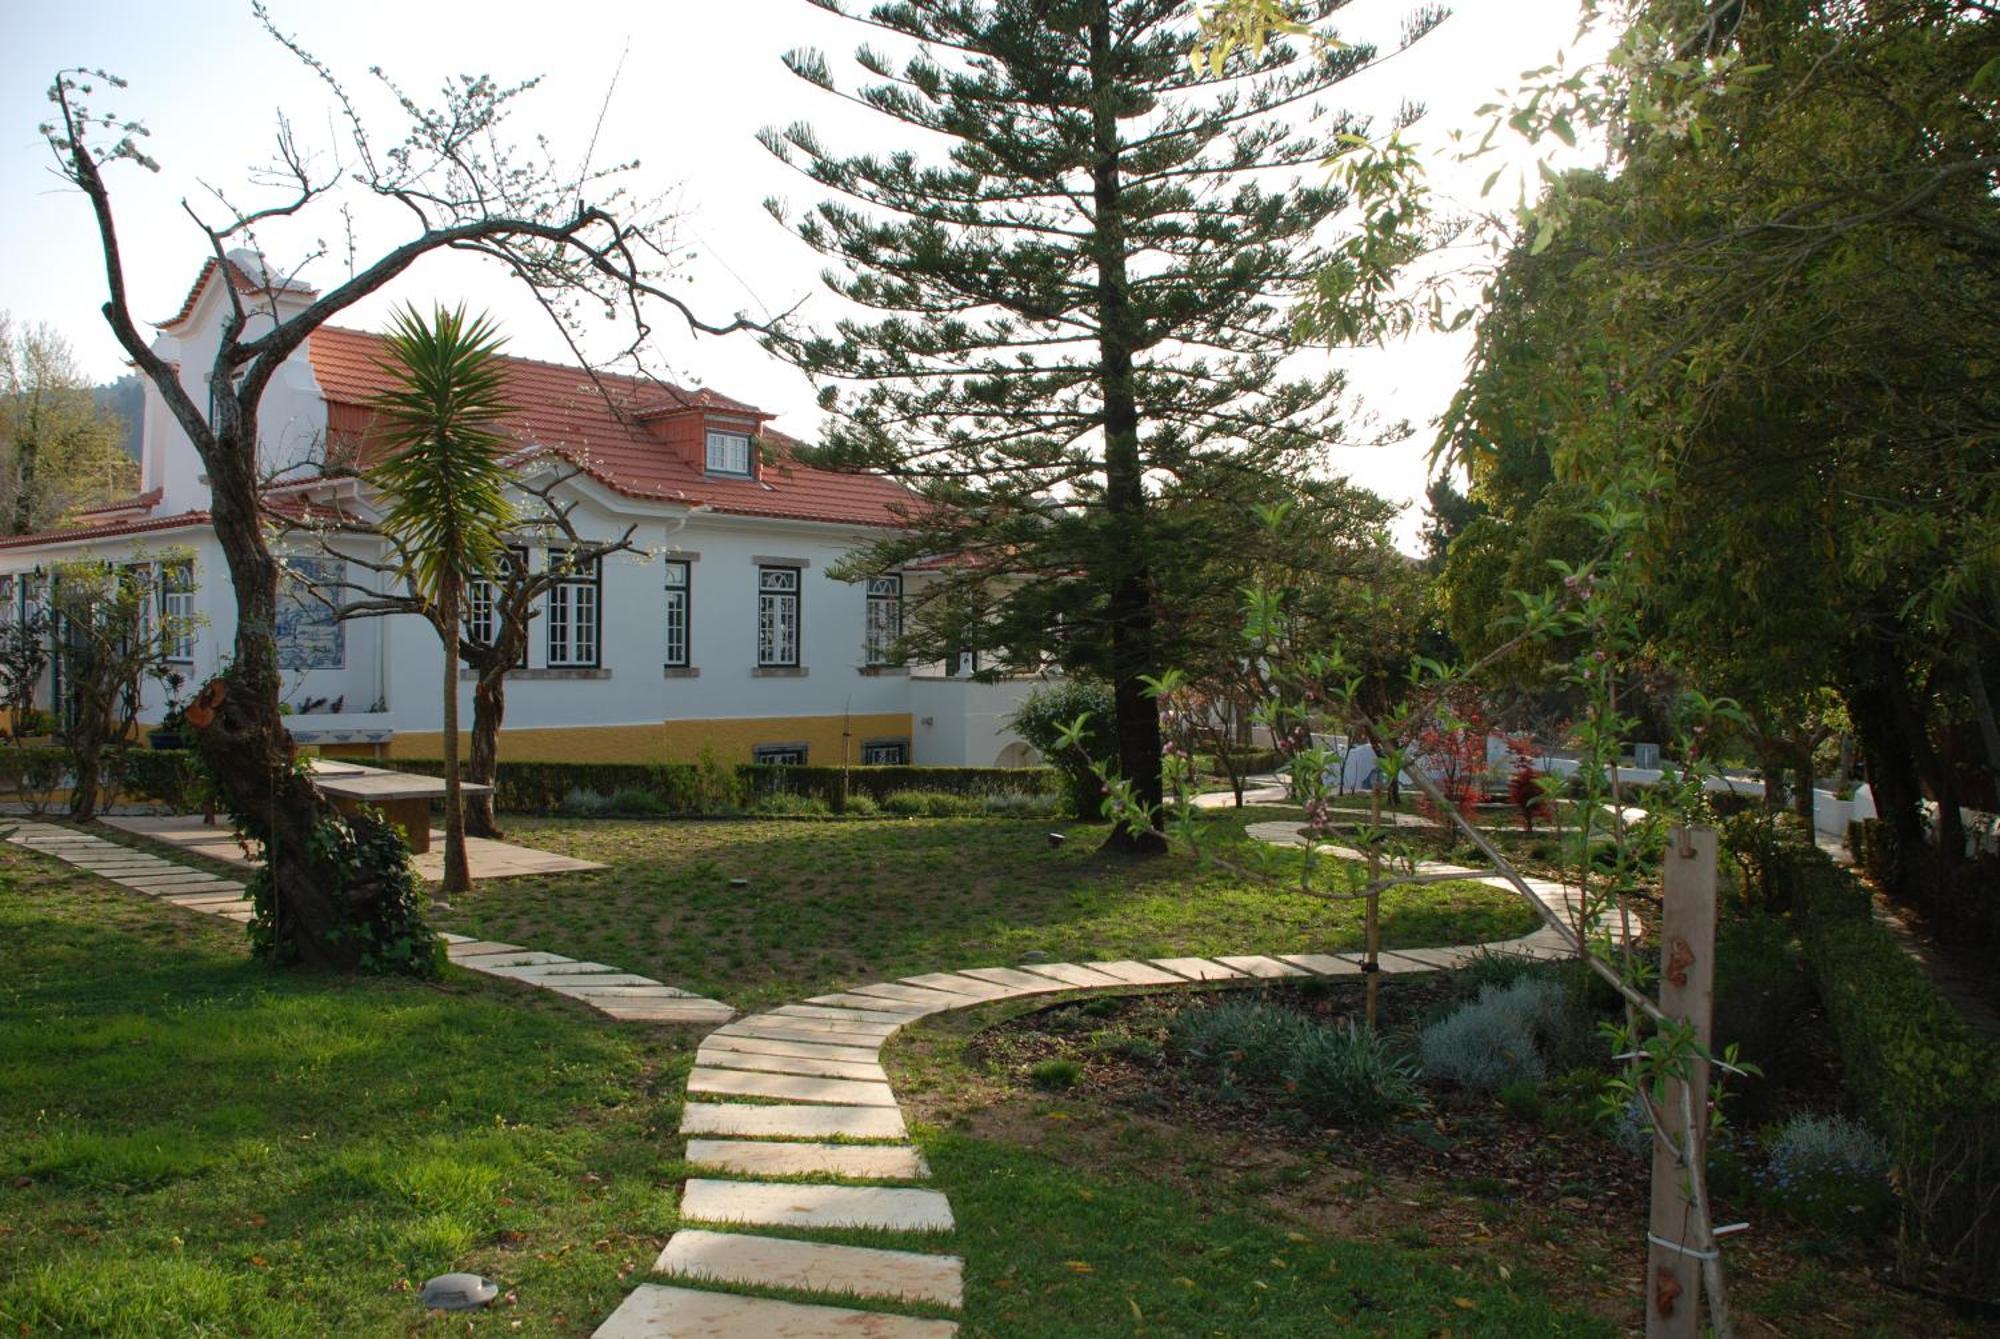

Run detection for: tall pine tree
[[765, 0, 1432, 849]]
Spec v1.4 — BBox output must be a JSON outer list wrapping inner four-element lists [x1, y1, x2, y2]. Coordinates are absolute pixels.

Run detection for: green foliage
[[1009, 680, 1117, 818], [1782, 834, 2000, 1291], [1169, 999, 1311, 1089], [1285, 1021, 1425, 1126], [0, 314, 137, 534], [880, 789, 981, 818], [754, 791, 834, 818], [0, 745, 206, 814], [1419, 978, 1571, 1094], [241, 803, 443, 978], [1028, 1058, 1083, 1091], [1756, 1113, 1897, 1238]]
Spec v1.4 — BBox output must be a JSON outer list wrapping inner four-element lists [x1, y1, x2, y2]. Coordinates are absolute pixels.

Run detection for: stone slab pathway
[[593, 835, 1588, 1337], [101, 812, 607, 883], [3, 820, 732, 1026]]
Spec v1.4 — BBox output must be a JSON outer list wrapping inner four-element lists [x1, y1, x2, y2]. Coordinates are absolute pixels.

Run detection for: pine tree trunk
[[439, 576, 472, 897], [1090, 1, 1165, 855]]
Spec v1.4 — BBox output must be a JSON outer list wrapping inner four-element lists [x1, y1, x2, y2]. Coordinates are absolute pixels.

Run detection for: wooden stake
[[1364, 780, 1383, 1028], [1646, 825, 1718, 1339]]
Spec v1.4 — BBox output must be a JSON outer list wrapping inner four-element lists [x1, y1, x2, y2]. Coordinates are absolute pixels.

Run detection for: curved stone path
[[2, 820, 733, 1025], [594, 830, 1584, 1336]]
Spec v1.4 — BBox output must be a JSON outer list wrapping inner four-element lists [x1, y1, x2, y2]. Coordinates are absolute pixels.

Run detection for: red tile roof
[[307, 327, 913, 529], [75, 487, 163, 517], [0, 510, 212, 551]]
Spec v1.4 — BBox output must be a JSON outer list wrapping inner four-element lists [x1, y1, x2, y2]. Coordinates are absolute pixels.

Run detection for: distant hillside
[[91, 375, 143, 461]]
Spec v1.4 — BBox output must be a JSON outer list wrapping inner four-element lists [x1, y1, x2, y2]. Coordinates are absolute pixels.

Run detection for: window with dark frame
[[466, 547, 527, 667], [753, 743, 808, 766], [663, 559, 692, 667], [860, 739, 908, 765], [545, 550, 601, 668], [757, 565, 800, 668], [864, 574, 902, 666]]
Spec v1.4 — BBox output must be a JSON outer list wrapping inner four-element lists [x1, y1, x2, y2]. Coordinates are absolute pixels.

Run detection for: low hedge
[[380, 758, 1059, 815], [0, 744, 205, 811], [1761, 832, 2000, 1297]]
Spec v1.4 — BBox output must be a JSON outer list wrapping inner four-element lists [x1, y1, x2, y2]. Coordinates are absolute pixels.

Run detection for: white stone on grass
[[1279, 953, 1361, 975], [696, 1049, 889, 1083], [776, 1004, 915, 1027], [592, 1284, 958, 1339], [687, 1067, 897, 1107], [680, 1179, 953, 1232], [953, 967, 1071, 994], [683, 1138, 927, 1181], [680, 1103, 905, 1141], [656, 1228, 963, 1308], [848, 982, 980, 1010], [725, 1013, 898, 1038], [1016, 962, 1129, 989], [452, 951, 577, 971], [898, 972, 1012, 1001], [1214, 955, 1309, 979], [443, 940, 527, 958], [1083, 960, 1189, 986], [700, 1034, 884, 1065], [1149, 957, 1245, 981], [716, 1020, 897, 1048], [805, 993, 943, 1016]]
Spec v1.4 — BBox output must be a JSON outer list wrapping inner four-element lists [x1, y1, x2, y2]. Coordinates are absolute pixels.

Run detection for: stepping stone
[[656, 1228, 963, 1308], [593, 1284, 958, 1338], [1084, 960, 1189, 986], [165, 894, 247, 908], [685, 1138, 926, 1181], [553, 984, 696, 1001], [1379, 946, 1464, 971], [899, 972, 1012, 1001], [702, 1034, 883, 1065], [848, 982, 979, 1010], [443, 940, 527, 958], [1215, 955, 1309, 979], [592, 1002, 734, 1024], [954, 966, 1071, 995], [145, 882, 242, 897], [732, 1012, 899, 1037], [1017, 962, 1129, 989], [1150, 957, 1245, 981], [681, 1179, 953, 1232], [1280, 953, 1361, 976], [452, 951, 576, 971], [522, 972, 664, 987], [523, 962, 632, 977], [681, 1103, 905, 1141], [717, 1019, 897, 1046], [437, 931, 473, 944], [805, 993, 943, 1016], [688, 1067, 897, 1107], [696, 1048, 889, 1083], [776, 1004, 915, 1027]]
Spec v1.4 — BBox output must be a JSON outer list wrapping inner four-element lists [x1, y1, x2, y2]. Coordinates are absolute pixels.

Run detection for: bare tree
[[275, 457, 651, 838], [43, 10, 757, 970]]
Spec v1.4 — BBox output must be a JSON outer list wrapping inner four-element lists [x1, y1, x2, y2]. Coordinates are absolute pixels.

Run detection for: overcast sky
[[0, 0, 1596, 549]]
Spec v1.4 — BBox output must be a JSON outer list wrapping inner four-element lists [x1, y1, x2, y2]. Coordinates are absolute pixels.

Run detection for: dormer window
[[705, 430, 753, 476]]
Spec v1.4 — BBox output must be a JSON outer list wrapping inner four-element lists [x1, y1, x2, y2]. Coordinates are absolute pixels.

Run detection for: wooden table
[[308, 760, 493, 855]]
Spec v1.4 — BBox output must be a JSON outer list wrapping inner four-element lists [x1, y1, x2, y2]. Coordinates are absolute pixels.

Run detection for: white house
[[0, 254, 1043, 768]]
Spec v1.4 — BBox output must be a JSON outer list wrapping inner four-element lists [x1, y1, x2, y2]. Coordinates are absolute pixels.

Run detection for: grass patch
[[0, 849, 697, 1336], [434, 808, 1540, 1009]]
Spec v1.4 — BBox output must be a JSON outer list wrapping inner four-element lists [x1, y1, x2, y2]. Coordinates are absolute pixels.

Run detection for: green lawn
[[435, 808, 1542, 1009], [0, 856, 697, 1337]]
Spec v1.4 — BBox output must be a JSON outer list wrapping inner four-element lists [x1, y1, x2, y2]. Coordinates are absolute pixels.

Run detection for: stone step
[[656, 1229, 963, 1308], [696, 1049, 889, 1083], [684, 1138, 927, 1181], [593, 1284, 957, 1338], [714, 1020, 894, 1048], [840, 983, 978, 1011], [954, 967, 1072, 995], [804, 993, 943, 1017], [1017, 962, 1129, 989], [775, 1004, 916, 1027], [1215, 954, 1310, 979], [680, 1179, 954, 1233], [1279, 952, 1361, 975], [1150, 957, 1245, 981], [681, 1103, 905, 1141], [701, 1034, 884, 1065], [591, 1002, 734, 1025], [1084, 959, 1191, 986], [687, 1067, 897, 1108], [722, 1014, 899, 1039], [897, 973, 1012, 1001], [453, 950, 575, 970], [443, 940, 527, 958]]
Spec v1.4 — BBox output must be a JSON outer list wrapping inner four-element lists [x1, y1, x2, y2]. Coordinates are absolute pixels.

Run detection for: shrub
[[881, 789, 981, 818], [1452, 948, 1544, 997], [1008, 679, 1117, 819], [741, 763, 1060, 807], [755, 791, 833, 818], [606, 787, 669, 817], [1285, 1021, 1423, 1126], [1780, 832, 2000, 1292], [1169, 999, 1310, 1088], [1759, 1113, 1896, 1236], [1711, 914, 1812, 1118], [1419, 978, 1568, 1094], [1498, 1078, 1545, 1121], [556, 787, 611, 818], [979, 790, 1062, 818], [842, 791, 880, 817], [1028, 1058, 1082, 1091]]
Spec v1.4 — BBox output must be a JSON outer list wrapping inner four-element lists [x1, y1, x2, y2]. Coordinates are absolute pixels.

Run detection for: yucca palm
[[368, 304, 516, 899]]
